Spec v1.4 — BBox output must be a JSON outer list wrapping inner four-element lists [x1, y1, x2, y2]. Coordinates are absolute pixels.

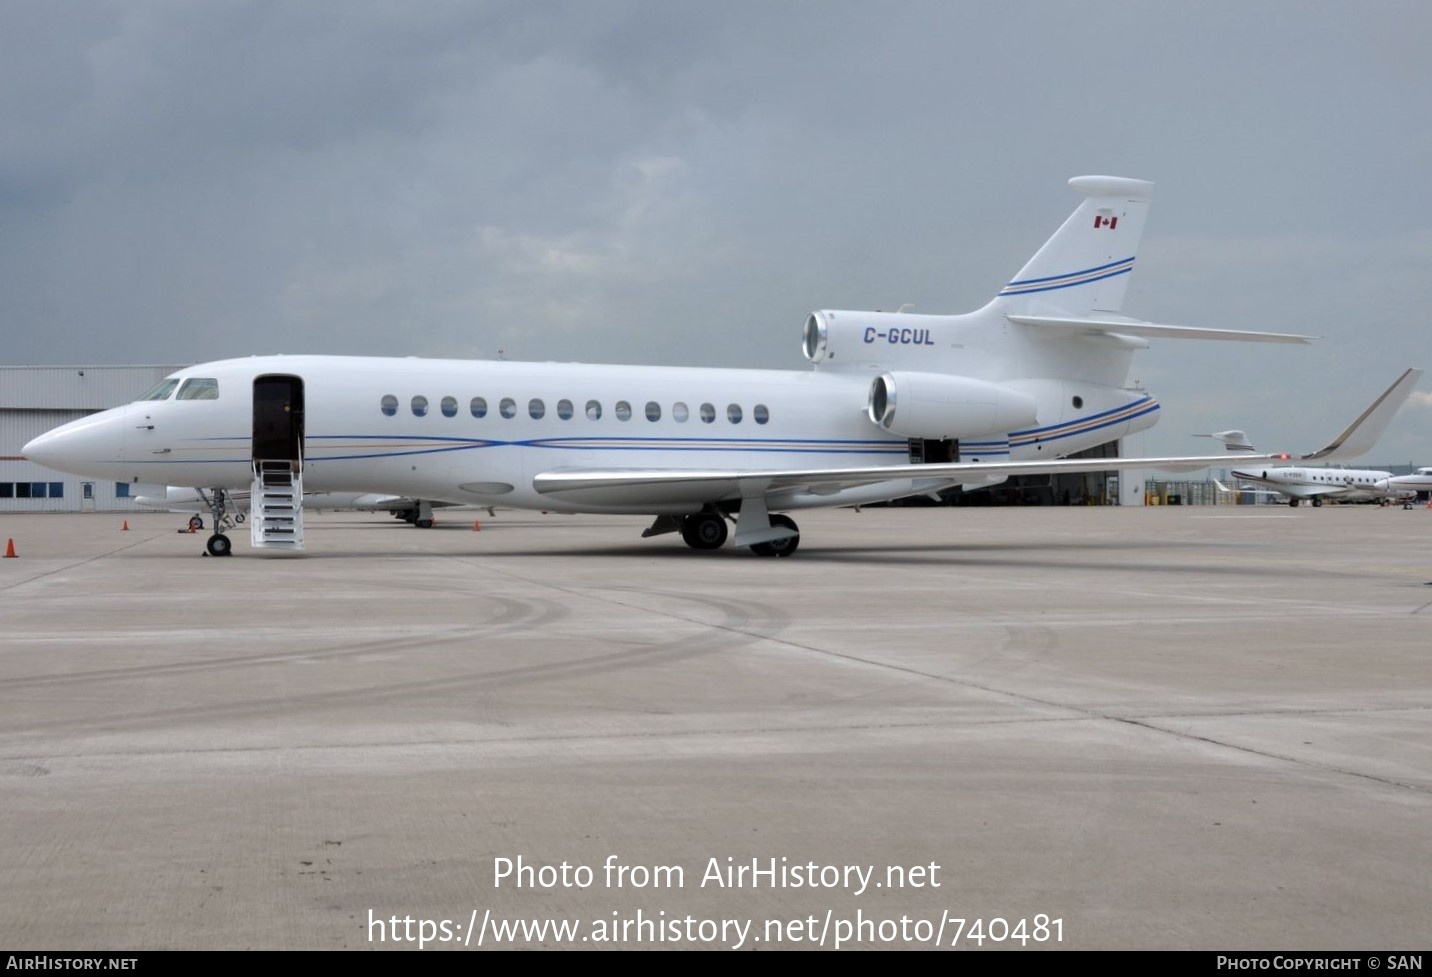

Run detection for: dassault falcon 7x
[[23, 176, 1423, 557]]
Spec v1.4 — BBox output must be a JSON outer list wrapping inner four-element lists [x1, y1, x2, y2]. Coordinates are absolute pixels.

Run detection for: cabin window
[[529, 398, 546, 420], [754, 404, 769, 425], [499, 397, 516, 419], [176, 378, 220, 401], [672, 402, 689, 423], [727, 404, 743, 424], [615, 400, 632, 421], [440, 396, 458, 418], [411, 395, 429, 417], [557, 399, 574, 420], [139, 379, 180, 401], [380, 394, 399, 416], [645, 401, 661, 422], [471, 397, 488, 419], [700, 403, 716, 424], [586, 400, 602, 420]]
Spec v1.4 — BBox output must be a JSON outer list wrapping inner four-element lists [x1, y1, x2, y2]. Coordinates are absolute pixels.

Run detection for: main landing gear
[[669, 511, 801, 556], [396, 500, 435, 528], [680, 512, 728, 550], [749, 514, 800, 557]]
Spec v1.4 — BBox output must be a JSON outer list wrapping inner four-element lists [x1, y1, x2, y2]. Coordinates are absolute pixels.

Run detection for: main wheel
[[680, 513, 728, 550], [1311, 498, 1323, 507], [188, 515, 204, 531], [415, 518, 434, 529], [750, 514, 800, 557], [206, 533, 232, 557]]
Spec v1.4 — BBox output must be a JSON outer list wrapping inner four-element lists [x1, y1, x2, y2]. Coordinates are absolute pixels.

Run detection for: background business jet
[[1229, 465, 1432, 507]]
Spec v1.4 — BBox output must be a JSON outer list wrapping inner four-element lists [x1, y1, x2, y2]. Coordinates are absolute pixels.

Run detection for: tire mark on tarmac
[[0, 589, 778, 735], [0, 596, 567, 689]]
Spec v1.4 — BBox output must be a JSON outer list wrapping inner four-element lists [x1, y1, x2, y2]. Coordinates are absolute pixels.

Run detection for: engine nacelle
[[803, 309, 953, 365], [867, 372, 1039, 439]]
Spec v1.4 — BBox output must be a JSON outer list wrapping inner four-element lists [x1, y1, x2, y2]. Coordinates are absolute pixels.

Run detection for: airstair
[[250, 460, 305, 551]]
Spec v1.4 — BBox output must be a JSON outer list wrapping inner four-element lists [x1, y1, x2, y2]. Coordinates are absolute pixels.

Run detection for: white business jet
[[1228, 465, 1432, 507], [22, 176, 1423, 557]]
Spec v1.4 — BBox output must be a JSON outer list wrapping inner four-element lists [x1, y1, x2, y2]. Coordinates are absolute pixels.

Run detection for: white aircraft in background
[[133, 486, 473, 529], [1228, 465, 1432, 507], [23, 176, 1423, 557]]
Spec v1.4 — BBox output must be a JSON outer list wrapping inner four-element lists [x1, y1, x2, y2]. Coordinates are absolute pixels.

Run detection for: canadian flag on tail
[[1093, 214, 1118, 229]]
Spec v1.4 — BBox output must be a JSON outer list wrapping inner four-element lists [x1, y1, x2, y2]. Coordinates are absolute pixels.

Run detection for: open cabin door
[[250, 375, 306, 550]]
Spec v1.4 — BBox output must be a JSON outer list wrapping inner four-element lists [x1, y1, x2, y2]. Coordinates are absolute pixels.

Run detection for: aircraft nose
[[21, 428, 65, 466], [21, 410, 129, 475]]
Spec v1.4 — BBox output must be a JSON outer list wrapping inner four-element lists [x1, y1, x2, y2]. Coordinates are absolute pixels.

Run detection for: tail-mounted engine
[[867, 372, 1039, 440], [803, 309, 954, 366]]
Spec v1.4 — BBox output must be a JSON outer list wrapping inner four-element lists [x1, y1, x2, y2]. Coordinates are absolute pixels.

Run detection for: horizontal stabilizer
[[1007, 314, 1315, 344]]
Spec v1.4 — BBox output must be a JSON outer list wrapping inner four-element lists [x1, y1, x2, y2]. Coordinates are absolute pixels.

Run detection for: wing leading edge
[[533, 368, 1422, 509]]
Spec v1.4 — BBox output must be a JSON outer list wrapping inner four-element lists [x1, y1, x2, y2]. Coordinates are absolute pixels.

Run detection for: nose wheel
[[199, 488, 236, 556]]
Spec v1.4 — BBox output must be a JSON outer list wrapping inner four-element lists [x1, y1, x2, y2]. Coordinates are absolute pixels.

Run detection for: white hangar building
[[1, 365, 188, 513]]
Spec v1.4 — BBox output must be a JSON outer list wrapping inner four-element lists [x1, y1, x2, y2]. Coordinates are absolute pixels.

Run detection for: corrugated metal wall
[[1, 366, 189, 512], [0, 365, 188, 410]]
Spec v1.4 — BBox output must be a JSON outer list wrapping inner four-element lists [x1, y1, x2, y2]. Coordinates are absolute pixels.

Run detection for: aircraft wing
[[345, 494, 464, 510], [535, 368, 1422, 508]]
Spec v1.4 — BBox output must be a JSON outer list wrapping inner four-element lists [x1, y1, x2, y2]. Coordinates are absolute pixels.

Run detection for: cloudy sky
[[2, 1, 1429, 462]]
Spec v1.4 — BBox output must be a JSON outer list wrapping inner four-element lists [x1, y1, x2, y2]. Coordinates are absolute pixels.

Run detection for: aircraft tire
[[415, 518, 434, 529], [188, 516, 204, 531], [1289, 499, 1299, 507], [681, 513, 728, 550], [1311, 498, 1322, 507], [206, 534, 232, 557], [750, 515, 800, 557]]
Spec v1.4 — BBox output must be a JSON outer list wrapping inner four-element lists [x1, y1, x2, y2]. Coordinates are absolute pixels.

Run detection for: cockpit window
[[138, 379, 180, 401], [176, 378, 220, 401]]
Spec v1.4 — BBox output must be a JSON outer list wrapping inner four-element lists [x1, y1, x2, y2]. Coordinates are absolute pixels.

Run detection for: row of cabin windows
[[379, 395, 770, 425]]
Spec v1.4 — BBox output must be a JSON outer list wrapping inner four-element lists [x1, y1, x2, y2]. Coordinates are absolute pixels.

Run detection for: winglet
[[1300, 368, 1422, 461]]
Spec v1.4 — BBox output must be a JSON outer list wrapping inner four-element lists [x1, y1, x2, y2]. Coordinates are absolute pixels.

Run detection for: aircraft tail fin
[[1196, 430, 1259, 452], [997, 176, 1154, 317]]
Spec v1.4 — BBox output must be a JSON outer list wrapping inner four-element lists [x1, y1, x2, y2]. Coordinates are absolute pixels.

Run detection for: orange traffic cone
[[3, 538, 15, 558], [122, 520, 129, 531], [473, 519, 481, 531]]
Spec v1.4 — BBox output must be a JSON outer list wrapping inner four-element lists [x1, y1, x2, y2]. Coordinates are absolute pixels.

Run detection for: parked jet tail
[[997, 175, 1153, 317]]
